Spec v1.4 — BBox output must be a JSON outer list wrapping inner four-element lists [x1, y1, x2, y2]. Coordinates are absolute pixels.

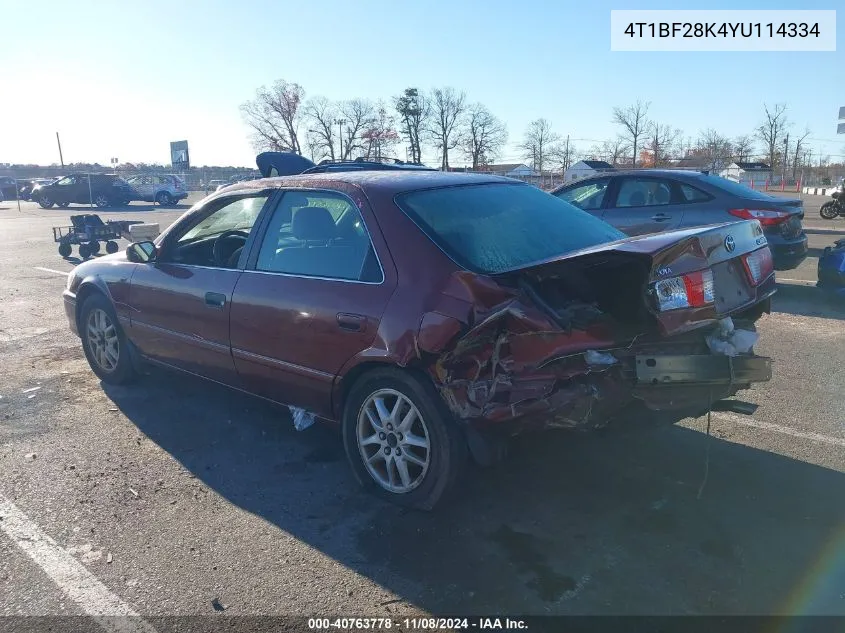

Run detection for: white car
[[125, 174, 188, 207]]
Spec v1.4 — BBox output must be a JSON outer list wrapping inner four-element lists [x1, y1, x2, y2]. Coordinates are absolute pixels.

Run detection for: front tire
[[93, 194, 110, 208], [58, 242, 72, 257], [58, 201, 70, 208], [105, 240, 119, 254], [38, 196, 54, 209], [155, 191, 173, 207], [342, 368, 467, 510], [79, 293, 137, 385], [820, 202, 840, 220]]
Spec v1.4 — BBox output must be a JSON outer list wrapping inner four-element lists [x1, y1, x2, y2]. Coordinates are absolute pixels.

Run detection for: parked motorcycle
[[820, 186, 845, 220]]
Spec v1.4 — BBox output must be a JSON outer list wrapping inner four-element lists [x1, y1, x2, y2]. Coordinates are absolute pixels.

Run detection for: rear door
[[229, 188, 396, 417], [604, 176, 686, 235]]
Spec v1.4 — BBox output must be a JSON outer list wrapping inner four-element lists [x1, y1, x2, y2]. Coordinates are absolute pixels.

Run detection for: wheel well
[[335, 361, 432, 418], [74, 284, 105, 332]]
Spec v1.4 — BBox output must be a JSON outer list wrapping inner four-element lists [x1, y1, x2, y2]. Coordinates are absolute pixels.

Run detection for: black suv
[[33, 174, 135, 209]]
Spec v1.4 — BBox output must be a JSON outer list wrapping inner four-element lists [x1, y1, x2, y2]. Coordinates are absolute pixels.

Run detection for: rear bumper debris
[[634, 354, 772, 385]]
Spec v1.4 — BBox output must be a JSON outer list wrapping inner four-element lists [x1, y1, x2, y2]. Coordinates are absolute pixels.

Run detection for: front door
[[603, 176, 686, 235], [229, 189, 396, 417], [51, 175, 80, 205], [126, 191, 273, 384]]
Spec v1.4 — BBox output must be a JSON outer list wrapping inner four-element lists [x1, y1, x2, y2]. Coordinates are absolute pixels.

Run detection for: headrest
[[292, 207, 336, 241]]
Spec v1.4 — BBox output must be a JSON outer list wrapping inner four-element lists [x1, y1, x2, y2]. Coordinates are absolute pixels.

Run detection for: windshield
[[396, 183, 626, 274], [701, 175, 780, 200]]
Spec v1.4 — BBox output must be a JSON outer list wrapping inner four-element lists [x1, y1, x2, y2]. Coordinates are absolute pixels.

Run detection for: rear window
[[700, 175, 777, 201], [396, 183, 626, 274]]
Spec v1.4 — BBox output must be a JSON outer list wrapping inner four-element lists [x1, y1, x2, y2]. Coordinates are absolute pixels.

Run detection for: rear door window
[[680, 183, 712, 203], [254, 191, 383, 283]]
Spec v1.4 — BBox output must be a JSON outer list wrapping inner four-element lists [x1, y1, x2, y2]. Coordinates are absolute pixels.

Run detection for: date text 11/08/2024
[[308, 617, 528, 630], [624, 22, 821, 38]]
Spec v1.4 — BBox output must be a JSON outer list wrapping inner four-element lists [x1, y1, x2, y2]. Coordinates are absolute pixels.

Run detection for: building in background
[[564, 160, 614, 182], [719, 161, 772, 183]]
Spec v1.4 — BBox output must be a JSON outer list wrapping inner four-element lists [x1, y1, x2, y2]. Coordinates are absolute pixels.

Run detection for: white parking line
[[0, 495, 157, 632], [34, 266, 69, 276], [714, 412, 845, 448]]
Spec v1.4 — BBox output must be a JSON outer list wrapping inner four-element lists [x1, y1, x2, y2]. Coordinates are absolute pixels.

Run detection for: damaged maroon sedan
[[63, 170, 775, 509]]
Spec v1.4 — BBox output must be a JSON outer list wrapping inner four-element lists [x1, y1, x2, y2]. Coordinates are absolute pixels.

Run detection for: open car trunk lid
[[256, 152, 316, 177], [496, 219, 776, 338]]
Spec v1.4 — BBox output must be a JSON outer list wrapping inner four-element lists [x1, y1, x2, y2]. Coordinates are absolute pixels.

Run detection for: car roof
[[222, 170, 515, 195]]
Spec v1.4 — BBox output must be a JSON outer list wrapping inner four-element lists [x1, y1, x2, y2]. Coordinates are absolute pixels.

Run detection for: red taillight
[[742, 247, 774, 286], [728, 208, 790, 226], [653, 269, 715, 311]]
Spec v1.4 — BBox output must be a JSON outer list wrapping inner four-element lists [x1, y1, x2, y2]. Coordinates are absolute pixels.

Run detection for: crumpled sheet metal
[[426, 293, 625, 428]]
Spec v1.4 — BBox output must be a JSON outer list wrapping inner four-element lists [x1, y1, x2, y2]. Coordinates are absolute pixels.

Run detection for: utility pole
[[782, 134, 789, 184], [334, 118, 347, 159], [56, 132, 64, 168], [564, 135, 570, 172]]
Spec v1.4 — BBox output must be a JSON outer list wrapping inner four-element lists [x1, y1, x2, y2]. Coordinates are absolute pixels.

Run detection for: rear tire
[[58, 242, 72, 257], [342, 368, 467, 511], [38, 196, 54, 209], [79, 293, 137, 385], [820, 202, 840, 220], [156, 191, 173, 207], [88, 240, 101, 255], [105, 241, 119, 254], [93, 194, 110, 208], [57, 201, 70, 208], [78, 243, 90, 259]]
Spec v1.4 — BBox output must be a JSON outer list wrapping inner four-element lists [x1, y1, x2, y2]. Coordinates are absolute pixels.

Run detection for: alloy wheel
[[86, 308, 119, 372], [356, 388, 431, 494]]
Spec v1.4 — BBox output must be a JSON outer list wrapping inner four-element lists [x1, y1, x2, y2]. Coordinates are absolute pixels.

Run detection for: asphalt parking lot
[[1, 192, 845, 621]]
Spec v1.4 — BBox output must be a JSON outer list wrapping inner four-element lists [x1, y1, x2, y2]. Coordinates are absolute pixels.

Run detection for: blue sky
[[1, 0, 842, 167]]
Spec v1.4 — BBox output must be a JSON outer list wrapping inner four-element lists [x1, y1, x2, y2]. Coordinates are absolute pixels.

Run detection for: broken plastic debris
[[128, 488, 139, 498], [22, 386, 41, 394], [24, 453, 37, 462], [106, 553, 113, 564], [289, 406, 316, 431], [584, 350, 618, 365], [706, 326, 759, 357]]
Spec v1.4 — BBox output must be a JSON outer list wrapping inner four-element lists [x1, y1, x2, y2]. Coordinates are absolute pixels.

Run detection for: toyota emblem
[[724, 235, 736, 253]]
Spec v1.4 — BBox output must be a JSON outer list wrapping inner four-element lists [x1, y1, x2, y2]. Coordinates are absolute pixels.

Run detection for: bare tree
[[792, 128, 811, 179], [603, 138, 630, 165], [303, 96, 339, 161], [361, 103, 399, 160], [612, 100, 651, 167], [428, 87, 467, 170], [394, 88, 429, 164], [550, 136, 577, 171], [644, 122, 681, 167], [756, 103, 789, 170], [338, 98, 375, 160], [462, 103, 507, 169], [240, 79, 305, 154], [519, 119, 561, 173], [733, 135, 755, 163], [695, 128, 734, 171]]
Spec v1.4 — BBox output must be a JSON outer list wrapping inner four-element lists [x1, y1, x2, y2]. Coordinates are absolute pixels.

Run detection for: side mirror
[[127, 241, 157, 263]]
